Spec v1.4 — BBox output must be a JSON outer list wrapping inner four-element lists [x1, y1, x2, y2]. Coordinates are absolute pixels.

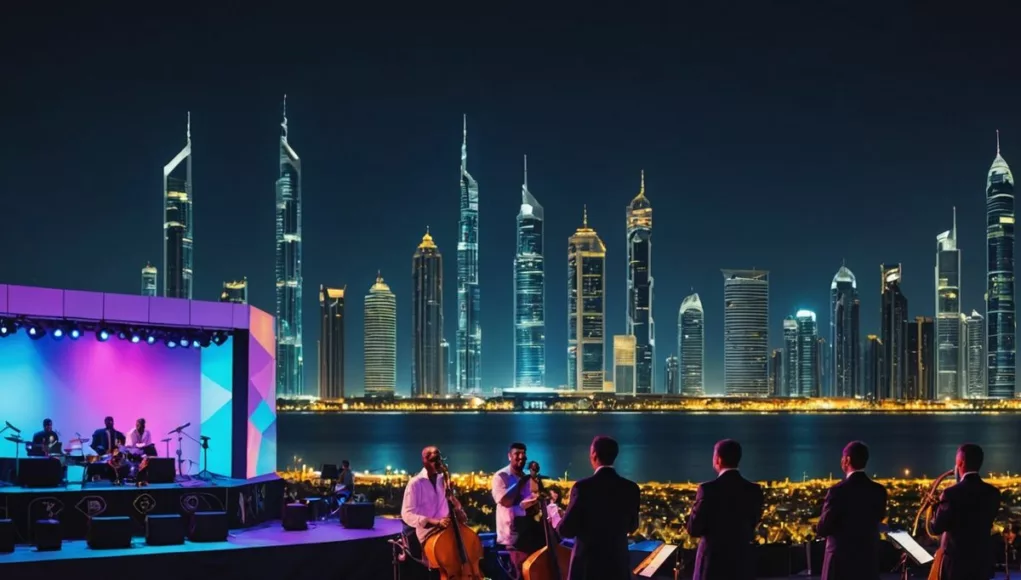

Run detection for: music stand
[[888, 530, 935, 580], [193, 435, 227, 483]]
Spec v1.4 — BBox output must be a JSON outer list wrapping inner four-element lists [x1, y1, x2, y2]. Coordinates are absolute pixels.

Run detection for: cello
[[422, 458, 485, 580], [522, 461, 571, 580]]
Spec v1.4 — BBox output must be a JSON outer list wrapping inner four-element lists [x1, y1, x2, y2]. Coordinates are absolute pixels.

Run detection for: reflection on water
[[278, 412, 1021, 482]]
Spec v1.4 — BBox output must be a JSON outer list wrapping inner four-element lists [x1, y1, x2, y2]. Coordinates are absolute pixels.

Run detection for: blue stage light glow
[[97, 329, 110, 342], [53, 328, 65, 339]]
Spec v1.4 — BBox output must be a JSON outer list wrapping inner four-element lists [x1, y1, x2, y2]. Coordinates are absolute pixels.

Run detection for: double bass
[[522, 461, 571, 580], [422, 458, 485, 580]]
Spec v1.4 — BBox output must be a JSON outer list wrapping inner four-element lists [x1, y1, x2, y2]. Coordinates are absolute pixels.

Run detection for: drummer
[[30, 418, 60, 456]]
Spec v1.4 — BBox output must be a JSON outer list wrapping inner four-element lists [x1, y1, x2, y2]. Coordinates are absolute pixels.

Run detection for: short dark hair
[[43, 418, 52, 426], [509, 442, 526, 452], [843, 441, 869, 470], [341, 459, 350, 468], [104, 416, 113, 422], [591, 436, 619, 465], [715, 439, 742, 468], [959, 443, 984, 472]]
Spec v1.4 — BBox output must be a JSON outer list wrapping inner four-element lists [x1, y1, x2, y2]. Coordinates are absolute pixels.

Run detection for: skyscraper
[[163, 112, 192, 299], [364, 274, 396, 396], [514, 155, 545, 388], [568, 207, 606, 392], [964, 310, 986, 398], [456, 115, 482, 394], [769, 349, 783, 397], [613, 335, 636, 395], [665, 355, 679, 395], [865, 335, 885, 400], [441, 338, 452, 394], [678, 292, 705, 396], [626, 171, 655, 394], [935, 209, 963, 398], [276, 96, 303, 397], [413, 231, 444, 397], [722, 269, 769, 397], [318, 285, 345, 400], [831, 265, 860, 398], [141, 263, 157, 297], [220, 278, 248, 304], [987, 131, 1015, 399], [782, 315, 798, 397], [880, 264, 908, 399], [907, 317, 935, 400], [795, 310, 819, 397]]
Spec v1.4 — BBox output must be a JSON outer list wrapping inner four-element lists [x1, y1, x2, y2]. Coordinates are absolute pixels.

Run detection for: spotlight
[[180, 337, 191, 348], [68, 324, 81, 340], [197, 335, 212, 348], [212, 332, 229, 346], [0, 319, 13, 337], [117, 330, 129, 341], [52, 328, 65, 340], [26, 324, 45, 340], [97, 328, 111, 342], [146, 335, 156, 345], [131, 334, 141, 344], [165, 338, 178, 349]]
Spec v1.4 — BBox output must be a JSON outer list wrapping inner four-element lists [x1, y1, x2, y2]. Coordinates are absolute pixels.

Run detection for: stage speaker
[[87, 516, 132, 549], [146, 514, 184, 546], [34, 519, 61, 551], [188, 511, 228, 543], [302, 497, 324, 521], [18, 457, 62, 488], [0, 519, 14, 553], [755, 542, 791, 577], [340, 502, 374, 529], [282, 503, 309, 531], [145, 458, 176, 484]]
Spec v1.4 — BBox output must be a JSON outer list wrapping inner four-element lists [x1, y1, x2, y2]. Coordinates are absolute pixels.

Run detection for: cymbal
[[70, 437, 90, 444], [4, 435, 23, 443]]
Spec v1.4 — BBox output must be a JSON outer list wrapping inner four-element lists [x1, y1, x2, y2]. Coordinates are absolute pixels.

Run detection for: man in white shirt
[[402, 445, 466, 567], [125, 418, 152, 457], [491, 442, 542, 577]]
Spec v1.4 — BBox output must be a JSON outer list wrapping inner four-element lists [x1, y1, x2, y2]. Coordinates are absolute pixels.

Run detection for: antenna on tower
[[523, 154, 528, 188], [583, 204, 588, 228], [952, 206, 957, 238], [186, 111, 191, 142], [997, 129, 1001, 155], [282, 94, 288, 138], [640, 169, 645, 194]]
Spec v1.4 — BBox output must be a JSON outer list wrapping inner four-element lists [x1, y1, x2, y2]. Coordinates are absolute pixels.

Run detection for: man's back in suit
[[687, 469, 764, 580], [932, 473, 1001, 580], [556, 467, 641, 580], [816, 471, 888, 580]]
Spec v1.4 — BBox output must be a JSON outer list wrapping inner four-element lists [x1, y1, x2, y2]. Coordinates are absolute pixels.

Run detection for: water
[[278, 412, 1021, 482]]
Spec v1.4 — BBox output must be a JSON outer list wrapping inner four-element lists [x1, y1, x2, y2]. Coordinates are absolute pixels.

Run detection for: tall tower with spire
[[987, 130, 1016, 398], [568, 207, 606, 391], [936, 208, 963, 398], [456, 115, 482, 394], [514, 155, 546, 388], [830, 263, 860, 397], [413, 230, 445, 397], [626, 170, 655, 394], [163, 112, 193, 299], [276, 95, 304, 397]]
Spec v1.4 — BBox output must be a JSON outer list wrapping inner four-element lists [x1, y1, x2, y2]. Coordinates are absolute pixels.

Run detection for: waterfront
[[278, 412, 1021, 482]]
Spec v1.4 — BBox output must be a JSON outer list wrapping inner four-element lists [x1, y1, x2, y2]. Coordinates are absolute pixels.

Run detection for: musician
[[687, 439, 764, 580], [401, 446, 466, 556], [91, 416, 125, 456], [491, 442, 542, 578], [337, 459, 355, 501], [816, 441, 888, 580], [125, 418, 152, 456], [930, 443, 1002, 580], [557, 436, 640, 580], [30, 418, 60, 456]]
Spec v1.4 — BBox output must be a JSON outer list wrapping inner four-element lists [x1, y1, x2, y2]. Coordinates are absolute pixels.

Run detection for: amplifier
[[19, 457, 62, 487], [340, 502, 374, 529], [145, 458, 176, 484]]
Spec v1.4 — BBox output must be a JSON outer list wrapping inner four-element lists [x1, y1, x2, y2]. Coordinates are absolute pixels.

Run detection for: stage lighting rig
[[68, 324, 81, 339], [0, 318, 14, 337], [97, 327, 111, 342], [52, 327, 65, 339], [211, 331, 229, 346], [26, 323, 45, 340]]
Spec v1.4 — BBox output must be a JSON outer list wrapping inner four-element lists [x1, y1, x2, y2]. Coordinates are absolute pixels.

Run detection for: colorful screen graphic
[[0, 332, 233, 476]]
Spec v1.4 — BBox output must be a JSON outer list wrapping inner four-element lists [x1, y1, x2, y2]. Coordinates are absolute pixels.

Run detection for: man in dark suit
[[687, 439, 764, 580], [91, 416, 125, 456], [556, 435, 641, 580], [931, 443, 1002, 580], [816, 441, 888, 580]]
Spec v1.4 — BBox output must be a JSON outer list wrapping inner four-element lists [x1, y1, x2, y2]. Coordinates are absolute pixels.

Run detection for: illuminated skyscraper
[[613, 335, 636, 395], [935, 209, 963, 398], [769, 349, 783, 397], [568, 207, 606, 392], [830, 265, 860, 397], [795, 310, 819, 397], [880, 264, 908, 399], [626, 171, 654, 394], [141, 262, 157, 297], [220, 278, 248, 304], [364, 274, 396, 396], [456, 115, 482, 394], [514, 155, 545, 388], [441, 338, 452, 393], [782, 315, 798, 397], [964, 310, 986, 398], [665, 355, 679, 395], [413, 231, 444, 397], [163, 113, 192, 299], [318, 285, 345, 400], [722, 270, 769, 397], [987, 131, 1015, 399], [276, 96, 303, 397], [907, 317, 935, 400], [865, 335, 885, 400], [678, 292, 704, 396]]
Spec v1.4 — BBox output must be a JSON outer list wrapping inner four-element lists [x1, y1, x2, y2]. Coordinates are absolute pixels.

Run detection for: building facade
[[782, 315, 798, 397], [865, 335, 885, 400], [568, 208, 606, 392], [907, 317, 935, 400], [626, 171, 655, 394], [935, 210, 962, 398], [514, 155, 545, 388], [276, 97, 304, 397], [613, 335, 636, 395], [987, 133, 1015, 398], [665, 355, 679, 395], [880, 264, 909, 399], [722, 269, 769, 396], [964, 310, 986, 398], [220, 278, 248, 304], [364, 274, 396, 396], [141, 263, 157, 297], [318, 285, 345, 400], [163, 113, 193, 300], [795, 310, 819, 397], [769, 349, 783, 397], [413, 231, 445, 397], [830, 265, 860, 398], [441, 338, 452, 393], [678, 292, 704, 396], [456, 115, 482, 394]]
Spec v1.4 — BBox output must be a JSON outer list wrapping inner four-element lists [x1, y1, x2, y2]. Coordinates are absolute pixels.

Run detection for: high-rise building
[[441, 338, 452, 393], [276, 97, 303, 397], [769, 349, 783, 397], [514, 155, 545, 388], [318, 285, 345, 400], [456, 115, 482, 394], [626, 171, 655, 394], [987, 131, 1015, 399], [782, 315, 798, 398], [665, 355, 680, 395], [141, 263, 157, 297], [613, 335, 636, 395], [830, 265, 860, 398], [880, 264, 908, 399], [413, 231, 444, 397], [816, 337, 827, 396], [964, 310, 986, 398], [935, 209, 963, 398], [865, 335, 885, 400], [163, 113, 193, 300], [568, 207, 606, 392], [794, 310, 819, 397], [220, 278, 248, 304], [907, 317, 935, 400], [678, 292, 704, 396], [722, 270, 769, 397], [364, 274, 396, 396]]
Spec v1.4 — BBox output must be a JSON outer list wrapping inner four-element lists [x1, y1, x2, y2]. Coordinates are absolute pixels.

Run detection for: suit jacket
[[91, 427, 125, 455], [931, 473, 1001, 580], [556, 467, 640, 580], [816, 471, 888, 580], [687, 469, 764, 580]]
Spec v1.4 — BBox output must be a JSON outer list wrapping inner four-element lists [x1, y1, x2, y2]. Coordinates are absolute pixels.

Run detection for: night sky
[[3, 4, 1021, 395]]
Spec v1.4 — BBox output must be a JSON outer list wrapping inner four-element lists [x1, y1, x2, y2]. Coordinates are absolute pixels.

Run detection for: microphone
[[168, 422, 191, 435], [5, 421, 21, 434]]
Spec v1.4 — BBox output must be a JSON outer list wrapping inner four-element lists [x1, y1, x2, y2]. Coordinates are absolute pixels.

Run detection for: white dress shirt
[[126, 429, 151, 455], [491, 465, 535, 546], [402, 468, 450, 544]]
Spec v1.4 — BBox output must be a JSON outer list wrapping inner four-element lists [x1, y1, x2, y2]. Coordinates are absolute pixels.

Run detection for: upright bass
[[423, 458, 485, 580], [523, 461, 570, 580]]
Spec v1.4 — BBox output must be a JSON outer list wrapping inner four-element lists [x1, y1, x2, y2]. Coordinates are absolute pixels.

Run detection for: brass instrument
[[911, 469, 955, 580]]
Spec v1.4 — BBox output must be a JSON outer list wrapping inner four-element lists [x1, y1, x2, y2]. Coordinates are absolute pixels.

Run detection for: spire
[[186, 111, 191, 143], [281, 94, 289, 139], [377, 270, 382, 284], [583, 204, 588, 228], [640, 169, 645, 196], [997, 129, 1001, 156], [461, 114, 467, 171], [523, 154, 528, 189], [952, 206, 957, 240]]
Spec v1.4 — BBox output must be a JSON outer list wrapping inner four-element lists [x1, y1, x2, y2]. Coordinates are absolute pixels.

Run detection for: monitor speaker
[[188, 511, 227, 543], [146, 514, 185, 546], [18, 458, 62, 487], [145, 458, 176, 484], [87, 516, 132, 549], [340, 502, 374, 529]]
